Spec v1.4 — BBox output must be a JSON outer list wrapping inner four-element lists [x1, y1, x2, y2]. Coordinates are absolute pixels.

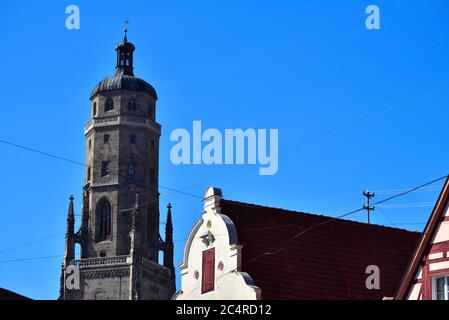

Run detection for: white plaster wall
[[431, 221, 449, 244], [428, 252, 444, 260], [407, 283, 422, 300], [429, 261, 449, 271]]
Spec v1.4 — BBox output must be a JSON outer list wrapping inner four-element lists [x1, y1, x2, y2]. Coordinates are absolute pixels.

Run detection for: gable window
[[101, 161, 110, 177], [128, 98, 137, 112], [435, 276, 449, 300], [103, 134, 110, 144], [130, 134, 136, 144], [105, 97, 114, 112], [128, 163, 135, 177], [96, 199, 111, 242], [201, 248, 215, 294]]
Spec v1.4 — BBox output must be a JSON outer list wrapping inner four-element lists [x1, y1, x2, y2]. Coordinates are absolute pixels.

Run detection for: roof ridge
[[221, 198, 421, 235]]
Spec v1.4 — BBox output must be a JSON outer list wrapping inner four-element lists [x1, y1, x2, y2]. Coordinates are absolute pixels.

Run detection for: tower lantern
[[115, 30, 135, 76]]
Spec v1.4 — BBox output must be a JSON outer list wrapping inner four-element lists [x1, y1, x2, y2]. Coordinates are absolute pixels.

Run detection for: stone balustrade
[[71, 255, 131, 268], [84, 116, 160, 134]]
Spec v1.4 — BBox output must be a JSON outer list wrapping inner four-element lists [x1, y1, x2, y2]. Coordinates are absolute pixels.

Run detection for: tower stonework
[[59, 34, 175, 300]]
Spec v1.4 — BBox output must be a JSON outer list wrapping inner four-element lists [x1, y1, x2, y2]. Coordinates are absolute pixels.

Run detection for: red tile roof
[[220, 199, 421, 300]]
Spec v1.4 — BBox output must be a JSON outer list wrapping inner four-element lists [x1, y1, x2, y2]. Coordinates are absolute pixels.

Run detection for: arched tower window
[[104, 97, 114, 112], [128, 98, 137, 112], [96, 199, 112, 241], [93, 102, 97, 117]]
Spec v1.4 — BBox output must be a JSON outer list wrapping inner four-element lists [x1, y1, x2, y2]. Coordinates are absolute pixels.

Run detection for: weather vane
[[123, 20, 129, 40]]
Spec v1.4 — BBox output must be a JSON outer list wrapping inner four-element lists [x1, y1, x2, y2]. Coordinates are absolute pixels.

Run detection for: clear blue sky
[[1, 0, 449, 299]]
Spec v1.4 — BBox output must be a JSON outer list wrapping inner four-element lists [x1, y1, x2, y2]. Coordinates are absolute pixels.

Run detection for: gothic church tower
[[59, 32, 175, 300]]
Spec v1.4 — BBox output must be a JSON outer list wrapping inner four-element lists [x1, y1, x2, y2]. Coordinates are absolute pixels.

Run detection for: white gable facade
[[173, 187, 261, 300]]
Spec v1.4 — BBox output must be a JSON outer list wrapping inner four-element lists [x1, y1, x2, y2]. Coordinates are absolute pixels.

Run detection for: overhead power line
[[180, 170, 442, 298], [0, 232, 65, 255], [2, 174, 447, 266], [239, 174, 448, 269], [0, 138, 203, 202], [373, 185, 442, 195], [3, 76, 448, 201], [0, 139, 86, 167], [376, 207, 396, 227], [282, 77, 449, 152], [0, 254, 63, 264], [378, 202, 435, 208], [151, 77, 449, 194], [1, 78, 449, 267]]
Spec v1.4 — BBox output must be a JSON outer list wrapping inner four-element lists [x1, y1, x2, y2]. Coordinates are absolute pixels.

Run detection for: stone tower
[[59, 32, 175, 300]]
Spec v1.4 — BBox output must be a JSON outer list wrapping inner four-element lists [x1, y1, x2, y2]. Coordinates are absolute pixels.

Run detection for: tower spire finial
[[63, 195, 75, 263], [116, 20, 135, 76], [166, 203, 173, 235], [123, 20, 129, 41], [164, 203, 175, 291], [66, 195, 75, 237]]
